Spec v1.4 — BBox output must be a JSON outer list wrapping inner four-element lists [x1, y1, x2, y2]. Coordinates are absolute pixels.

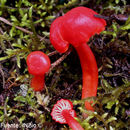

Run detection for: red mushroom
[[27, 51, 51, 91], [51, 99, 84, 130], [50, 7, 106, 111]]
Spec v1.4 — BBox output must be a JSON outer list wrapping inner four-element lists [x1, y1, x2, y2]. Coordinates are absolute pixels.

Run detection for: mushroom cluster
[[26, 6, 106, 130]]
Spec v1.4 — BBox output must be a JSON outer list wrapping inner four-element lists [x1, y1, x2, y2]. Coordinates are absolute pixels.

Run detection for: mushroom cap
[[51, 99, 76, 124], [50, 6, 106, 53], [27, 51, 51, 75], [62, 7, 106, 46], [50, 17, 69, 53]]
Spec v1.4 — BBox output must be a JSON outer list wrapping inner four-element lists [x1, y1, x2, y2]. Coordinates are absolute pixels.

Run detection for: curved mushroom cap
[[50, 17, 69, 53], [27, 51, 51, 75], [51, 99, 76, 124], [50, 6, 106, 52]]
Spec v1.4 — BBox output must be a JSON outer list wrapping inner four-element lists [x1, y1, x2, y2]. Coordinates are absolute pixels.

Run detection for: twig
[[3, 97, 9, 128], [94, 14, 109, 20], [69, 79, 81, 88], [0, 17, 44, 40], [47, 50, 58, 57], [94, 14, 128, 22], [0, 4, 30, 10], [0, 27, 4, 34], [47, 48, 72, 74]]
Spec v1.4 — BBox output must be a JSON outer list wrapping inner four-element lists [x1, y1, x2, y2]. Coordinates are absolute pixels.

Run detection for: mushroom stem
[[75, 43, 98, 111], [31, 75, 45, 91], [62, 110, 84, 130]]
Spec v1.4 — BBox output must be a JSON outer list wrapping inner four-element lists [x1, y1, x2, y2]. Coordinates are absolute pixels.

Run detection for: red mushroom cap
[[50, 6, 106, 53], [50, 17, 69, 53], [51, 99, 76, 124], [27, 51, 51, 75], [62, 7, 106, 46]]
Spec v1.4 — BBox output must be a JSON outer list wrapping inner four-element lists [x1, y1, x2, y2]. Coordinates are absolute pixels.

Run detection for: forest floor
[[0, 0, 130, 130]]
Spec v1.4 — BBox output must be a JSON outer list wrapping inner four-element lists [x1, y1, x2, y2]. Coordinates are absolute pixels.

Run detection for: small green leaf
[[9, 115, 16, 120], [102, 113, 108, 119], [115, 106, 119, 115], [29, 6, 33, 18], [0, 56, 9, 61], [34, 19, 42, 24], [0, 115, 4, 122], [106, 116, 117, 124], [22, 13, 28, 22], [11, 15, 18, 22], [16, 55, 21, 68], [115, 0, 119, 4], [41, 22, 45, 27], [42, 31, 50, 36], [1, 0, 7, 5], [109, 126, 115, 130], [125, 16, 130, 25], [14, 96, 26, 103], [0, 110, 3, 115], [12, 43, 25, 49], [19, 8, 24, 16], [41, 12, 47, 16], [120, 24, 130, 30], [45, 16, 55, 20], [106, 101, 115, 109], [29, 112, 36, 117], [9, 26, 16, 37], [19, 115, 26, 123]]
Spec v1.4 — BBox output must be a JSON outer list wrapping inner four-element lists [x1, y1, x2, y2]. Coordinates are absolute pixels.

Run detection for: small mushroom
[[51, 99, 84, 130], [27, 51, 51, 91], [50, 7, 106, 111]]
